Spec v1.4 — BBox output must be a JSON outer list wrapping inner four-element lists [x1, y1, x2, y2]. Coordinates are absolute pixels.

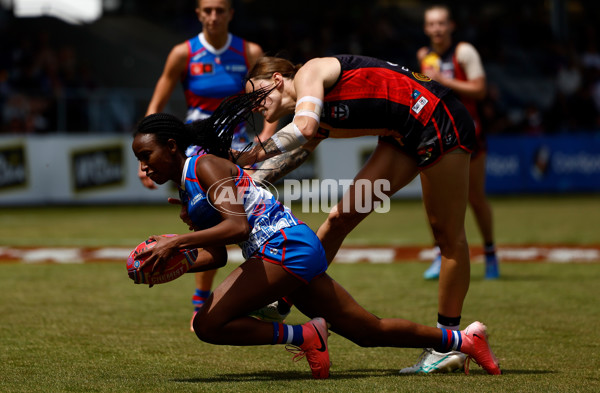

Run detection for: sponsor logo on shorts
[[412, 90, 421, 99]]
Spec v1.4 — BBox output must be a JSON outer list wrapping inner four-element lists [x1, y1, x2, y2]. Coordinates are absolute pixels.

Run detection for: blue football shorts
[[252, 224, 328, 284]]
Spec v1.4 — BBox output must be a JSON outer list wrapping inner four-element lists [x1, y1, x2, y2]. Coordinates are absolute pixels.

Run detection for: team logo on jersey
[[190, 62, 214, 76], [412, 72, 431, 82], [412, 90, 421, 99], [330, 104, 349, 120]]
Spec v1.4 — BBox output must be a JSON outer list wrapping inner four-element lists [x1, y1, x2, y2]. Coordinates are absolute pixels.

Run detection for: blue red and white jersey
[[183, 33, 251, 151], [179, 155, 300, 259], [317, 55, 452, 141]]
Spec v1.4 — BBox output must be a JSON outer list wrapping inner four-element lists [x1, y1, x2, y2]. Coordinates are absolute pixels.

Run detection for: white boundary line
[[0, 246, 598, 264]]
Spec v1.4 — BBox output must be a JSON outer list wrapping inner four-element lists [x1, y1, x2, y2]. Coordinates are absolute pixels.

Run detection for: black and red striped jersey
[[318, 55, 451, 139]]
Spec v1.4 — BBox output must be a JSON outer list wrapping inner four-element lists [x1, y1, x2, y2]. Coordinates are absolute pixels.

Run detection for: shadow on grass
[[173, 368, 555, 383], [493, 369, 556, 375], [174, 369, 406, 382], [467, 274, 549, 282]]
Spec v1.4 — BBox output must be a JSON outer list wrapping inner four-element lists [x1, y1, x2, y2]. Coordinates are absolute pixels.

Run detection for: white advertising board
[[0, 135, 421, 206]]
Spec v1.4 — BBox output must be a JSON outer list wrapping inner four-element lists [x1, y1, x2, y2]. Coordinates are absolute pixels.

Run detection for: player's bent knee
[[192, 314, 221, 344]]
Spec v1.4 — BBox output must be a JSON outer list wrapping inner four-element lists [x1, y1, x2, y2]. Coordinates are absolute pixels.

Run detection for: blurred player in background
[[140, 0, 277, 331], [396, 3, 500, 375], [417, 4, 499, 282]]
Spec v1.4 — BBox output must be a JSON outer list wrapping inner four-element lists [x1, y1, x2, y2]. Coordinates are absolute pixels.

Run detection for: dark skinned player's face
[[132, 133, 179, 185]]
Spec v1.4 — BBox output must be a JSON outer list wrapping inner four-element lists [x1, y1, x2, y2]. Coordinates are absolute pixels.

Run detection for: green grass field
[[1, 195, 599, 392], [1, 195, 599, 247]]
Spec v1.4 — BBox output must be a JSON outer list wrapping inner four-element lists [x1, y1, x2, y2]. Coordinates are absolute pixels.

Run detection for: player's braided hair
[[135, 86, 275, 159], [135, 112, 191, 151]]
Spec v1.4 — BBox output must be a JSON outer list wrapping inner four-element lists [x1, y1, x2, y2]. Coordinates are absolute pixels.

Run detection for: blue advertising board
[[486, 133, 600, 194]]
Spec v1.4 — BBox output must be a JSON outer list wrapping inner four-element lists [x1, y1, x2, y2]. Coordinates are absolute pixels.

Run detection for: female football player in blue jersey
[[235, 54, 482, 374], [140, 0, 278, 330], [130, 90, 501, 379]]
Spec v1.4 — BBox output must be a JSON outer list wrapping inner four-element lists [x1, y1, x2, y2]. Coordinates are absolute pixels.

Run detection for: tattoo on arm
[[253, 148, 311, 183], [262, 138, 282, 156]]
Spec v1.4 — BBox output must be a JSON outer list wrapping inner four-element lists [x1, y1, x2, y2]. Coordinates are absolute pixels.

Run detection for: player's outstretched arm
[[146, 43, 188, 115], [250, 136, 322, 183], [188, 246, 228, 273]]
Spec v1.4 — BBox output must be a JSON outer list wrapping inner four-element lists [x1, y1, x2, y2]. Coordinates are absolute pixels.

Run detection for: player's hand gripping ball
[[126, 235, 198, 286]]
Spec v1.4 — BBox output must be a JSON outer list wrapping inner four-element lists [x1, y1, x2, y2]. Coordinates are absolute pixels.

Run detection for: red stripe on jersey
[[431, 117, 443, 154], [191, 155, 209, 193], [451, 53, 467, 82], [185, 41, 193, 77], [260, 257, 309, 284], [279, 229, 287, 262], [184, 92, 223, 112], [441, 99, 465, 150], [326, 67, 440, 125], [236, 165, 252, 184], [229, 41, 250, 68]]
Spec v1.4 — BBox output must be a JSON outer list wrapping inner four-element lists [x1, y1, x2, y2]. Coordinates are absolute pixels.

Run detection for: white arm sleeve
[[269, 95, 323, 153], [270, 122, 308, 153]]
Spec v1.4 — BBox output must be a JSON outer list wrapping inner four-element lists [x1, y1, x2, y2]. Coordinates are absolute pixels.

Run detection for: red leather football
[[126, 235, 198, 285]]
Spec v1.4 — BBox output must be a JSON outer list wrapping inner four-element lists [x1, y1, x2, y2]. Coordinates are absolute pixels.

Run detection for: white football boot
[[399, 348, 466, 374], [248, 299, 291, 323]]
